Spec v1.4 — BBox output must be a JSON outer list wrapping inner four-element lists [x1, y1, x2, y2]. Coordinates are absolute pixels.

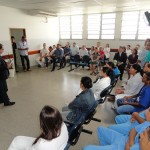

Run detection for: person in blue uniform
[[108, 108, 150, 135], [83, 121, 150, 150], [116, 72, 150, 114]]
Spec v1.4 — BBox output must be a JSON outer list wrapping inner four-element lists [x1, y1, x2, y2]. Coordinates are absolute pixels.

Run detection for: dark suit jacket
[[113, 52, 127, 66], [0, 56, 9, 80]]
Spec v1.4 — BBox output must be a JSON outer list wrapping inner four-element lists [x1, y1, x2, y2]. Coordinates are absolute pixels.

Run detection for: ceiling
[[0, 0, 150, 16]]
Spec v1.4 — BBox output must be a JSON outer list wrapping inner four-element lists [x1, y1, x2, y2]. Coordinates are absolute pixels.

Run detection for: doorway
[[9, 28, 26, 72]]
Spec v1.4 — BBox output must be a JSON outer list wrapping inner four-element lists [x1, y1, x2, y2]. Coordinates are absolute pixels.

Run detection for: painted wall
[[0, 6, 59, 66], [59, 12, 146, 49]]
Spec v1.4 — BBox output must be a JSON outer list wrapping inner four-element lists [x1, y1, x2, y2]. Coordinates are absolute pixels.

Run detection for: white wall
[[59, 12, 146, 49], [0, 6, 59, 66]]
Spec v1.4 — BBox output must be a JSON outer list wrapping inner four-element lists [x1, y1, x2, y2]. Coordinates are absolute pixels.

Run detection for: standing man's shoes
[[57, 67, 62, 70], [4, 102, 15, 106], [23, 69, 27, 72], [27, 69, 32, 71]]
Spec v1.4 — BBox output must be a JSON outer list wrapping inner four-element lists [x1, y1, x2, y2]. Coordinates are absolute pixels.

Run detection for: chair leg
[[82, 129, 92, 134], [91, 118, 101, 122], [68, 64, 74, 72], [64, 143, 70, 150]]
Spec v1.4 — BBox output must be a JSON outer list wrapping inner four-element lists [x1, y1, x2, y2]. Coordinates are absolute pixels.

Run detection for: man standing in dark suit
[[114, 46, 127, 80], [0, 43, 15, 106]]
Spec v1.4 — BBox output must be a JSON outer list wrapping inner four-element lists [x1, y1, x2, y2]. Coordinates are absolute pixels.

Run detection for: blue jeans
[[116, 98, 137, 114]]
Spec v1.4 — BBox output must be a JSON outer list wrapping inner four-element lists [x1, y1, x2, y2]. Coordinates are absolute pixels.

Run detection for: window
[[121, 11, 139, 39], [59, 16, 70, 39], [101, 13, 116, 39], [138, 11, 150, 40], [71, 15, 83, 39], [87, 14, 101, 39]]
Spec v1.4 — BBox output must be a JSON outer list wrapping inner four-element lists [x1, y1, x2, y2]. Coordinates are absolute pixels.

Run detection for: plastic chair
[[79, 55, 91, 68], [64, 116, 85, 150], [82, 85, 113, 134], [98, 85, 113, 104], [68, 55, 80, 72]]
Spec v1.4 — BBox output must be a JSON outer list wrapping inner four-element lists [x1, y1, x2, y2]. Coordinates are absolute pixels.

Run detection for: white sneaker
[[111, 104, 116, 110]]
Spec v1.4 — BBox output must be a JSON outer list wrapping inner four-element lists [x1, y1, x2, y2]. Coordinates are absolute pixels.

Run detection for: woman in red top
[[98, 47, 105, 70]]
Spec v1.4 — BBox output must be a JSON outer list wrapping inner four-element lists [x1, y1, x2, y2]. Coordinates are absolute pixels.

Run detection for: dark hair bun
[[81, 76, 92, 89]]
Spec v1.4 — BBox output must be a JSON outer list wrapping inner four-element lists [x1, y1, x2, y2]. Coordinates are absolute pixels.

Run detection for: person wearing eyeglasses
[[0, 44, 15, 106]]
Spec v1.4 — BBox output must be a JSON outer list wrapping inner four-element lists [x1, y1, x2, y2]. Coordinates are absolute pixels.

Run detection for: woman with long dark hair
[[8, 105, 68, 150]]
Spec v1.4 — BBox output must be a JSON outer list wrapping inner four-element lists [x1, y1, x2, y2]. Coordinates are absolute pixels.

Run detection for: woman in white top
[[92, 67, 112, 100], [115, 64, 144, 100], [103, 43, 110, 60], [8, 105, 68, 150], [79, 45, 88, 58], [36, 43, 49, 68], [126, 45, 132, 57], [88, 46, 95, 56]]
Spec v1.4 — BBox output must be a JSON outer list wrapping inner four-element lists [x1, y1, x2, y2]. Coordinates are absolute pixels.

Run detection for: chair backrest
[[98, 85, 113, 104], [84, 101, 99, 124], [67, 115, 85, 146], [115, 74, 120, 79], [82, 55, 90, 63], [74, 55, 80, 62], [111, 78, 118, 87], [70, 55, 80, 62]]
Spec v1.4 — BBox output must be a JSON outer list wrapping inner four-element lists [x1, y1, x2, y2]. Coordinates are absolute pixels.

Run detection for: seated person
[[36, 43, 49, 68], [70, 42, 79, 57], [51, 44, 63, 72], [98, 46, 105, 69], [109, 108, 150, 135], [88, 46, 95, 55], [126, 45, 132, 56], [106, 61, 120, 76], [103, 43, 110, 60], [83, 121, 150, 150], [116, 72, 150, 114], [112, 64, 144, 102], [113, 46, 127, 80], [143, 63, 150, 72], [91, 67, 112, 100], [79, 45, 89, 59], [8, 105, 68, 150], [90, 47, 100, 75], [62, 76, 95, 124], [47, 46, 55, 63], [126, 48, 138, 79], [62, 44, 71, 67]]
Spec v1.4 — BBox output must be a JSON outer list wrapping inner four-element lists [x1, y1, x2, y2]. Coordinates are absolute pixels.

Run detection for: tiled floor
[[0, 66, 118, 150]]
